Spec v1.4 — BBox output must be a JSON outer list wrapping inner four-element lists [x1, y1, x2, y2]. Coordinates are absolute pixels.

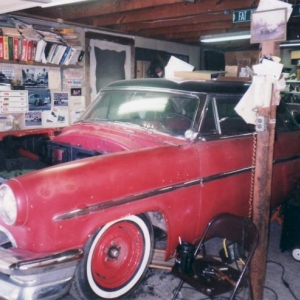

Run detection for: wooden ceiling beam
[[91, 0, 259, 27], [23, 0, 185, 20], [113, 11, 233, 32], [143, 21, 250, 38]]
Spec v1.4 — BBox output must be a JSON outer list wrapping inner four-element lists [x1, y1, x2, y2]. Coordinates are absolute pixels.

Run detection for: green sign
[[233, 9, 256, 23]]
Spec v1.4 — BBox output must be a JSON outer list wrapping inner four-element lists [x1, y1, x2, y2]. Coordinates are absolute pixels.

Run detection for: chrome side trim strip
[[54, 166, 253, 221], [273, 154, 300, 165], [54, 153, 300, 222]]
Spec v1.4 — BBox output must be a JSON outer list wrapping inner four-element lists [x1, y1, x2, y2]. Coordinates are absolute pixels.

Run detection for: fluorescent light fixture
[[201, 31, 251, 43], [280, 42, 300, 48], [41, 0, 90, 7], [22, 0, 51, 3]]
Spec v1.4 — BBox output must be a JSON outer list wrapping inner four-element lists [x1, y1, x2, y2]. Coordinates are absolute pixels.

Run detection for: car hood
[[52, 122, 185, 152]]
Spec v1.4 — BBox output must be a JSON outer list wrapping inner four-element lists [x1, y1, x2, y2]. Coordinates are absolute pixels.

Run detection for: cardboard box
[[291, 51, 300, 60], [173, 70, 225, 80], [225, 65, 238, 77]]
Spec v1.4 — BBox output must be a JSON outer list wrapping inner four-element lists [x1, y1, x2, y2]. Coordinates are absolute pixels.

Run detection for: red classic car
[[0, 79, 300, 300]]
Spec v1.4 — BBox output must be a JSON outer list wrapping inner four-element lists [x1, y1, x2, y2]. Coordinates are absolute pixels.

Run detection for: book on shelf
[[0, 35, 3, 60], [46, 43, 58, 63], [13, 37, 20, 61], [63, 46, 76, 65], [20, 39, 28, 62], [26, 40, 33, 62], [59, 45, 72, 64], [54, 44, 67, 64], [1, 27, 21, 38], [0, 26, 83, 66], [18, 38, 23, 61], [47, 43, 58, 63], [3, 36, 9, 60], [34, 39, 47, 63], [78, 50, 85, 62], [50, 44, 64, 64], [8, 36, 13, 61], [43, 41, 53, 60], [31, 41, 37, 62], [66, 46, 83, 65]]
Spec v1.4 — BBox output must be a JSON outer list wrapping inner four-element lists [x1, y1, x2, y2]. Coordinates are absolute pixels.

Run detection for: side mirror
[[184, 129, 198, 141]]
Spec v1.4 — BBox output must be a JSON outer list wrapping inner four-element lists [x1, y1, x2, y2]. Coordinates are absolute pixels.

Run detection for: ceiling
[[4, 0, 300, 51]]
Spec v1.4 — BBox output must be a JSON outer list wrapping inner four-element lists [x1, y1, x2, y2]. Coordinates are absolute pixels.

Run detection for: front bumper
[[0, 247, 83, 300]]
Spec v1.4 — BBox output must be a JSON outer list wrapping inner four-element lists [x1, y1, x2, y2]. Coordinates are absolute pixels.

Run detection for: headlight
[[0, 184, 17, 225]]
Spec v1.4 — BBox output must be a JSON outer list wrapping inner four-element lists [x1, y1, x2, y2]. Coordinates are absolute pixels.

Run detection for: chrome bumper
[[0, 247, 83, 300]]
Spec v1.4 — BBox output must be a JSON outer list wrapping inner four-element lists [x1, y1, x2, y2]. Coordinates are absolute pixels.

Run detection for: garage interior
[[0, 1, 300, 300]]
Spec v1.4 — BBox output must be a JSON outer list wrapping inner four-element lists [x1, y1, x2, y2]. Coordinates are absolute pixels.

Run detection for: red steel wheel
[[71, 214, 153, 300]]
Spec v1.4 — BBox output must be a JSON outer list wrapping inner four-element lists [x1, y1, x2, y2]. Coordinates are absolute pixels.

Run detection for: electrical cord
[[263, 286, 278, 300], [267, 260, 299, 300]]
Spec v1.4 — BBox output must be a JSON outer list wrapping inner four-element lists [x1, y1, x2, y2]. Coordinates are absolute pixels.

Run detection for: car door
[[194, 94, 256, 234], [193, 94, 300, 236], [272, 101, 300, 206]]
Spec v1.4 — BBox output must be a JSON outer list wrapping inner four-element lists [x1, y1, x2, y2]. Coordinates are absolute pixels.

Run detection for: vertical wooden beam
[[250, 41, 280, 300]]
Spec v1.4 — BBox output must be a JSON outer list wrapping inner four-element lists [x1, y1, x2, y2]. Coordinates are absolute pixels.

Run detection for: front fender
[[3, 143, 200, 254]]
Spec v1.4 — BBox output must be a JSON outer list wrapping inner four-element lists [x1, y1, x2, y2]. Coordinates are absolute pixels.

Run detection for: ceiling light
[[22, 0, 51, 3], [40, 0, 90, 7], [280, 42, 300, 48], [201, 31, 251, 43]]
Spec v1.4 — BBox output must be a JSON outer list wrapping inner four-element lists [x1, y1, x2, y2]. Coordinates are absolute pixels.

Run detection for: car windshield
[[79, 90, 201, 136]]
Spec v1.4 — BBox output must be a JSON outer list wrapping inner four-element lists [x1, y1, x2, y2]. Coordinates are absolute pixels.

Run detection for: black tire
[[70, 214, 154, 300]]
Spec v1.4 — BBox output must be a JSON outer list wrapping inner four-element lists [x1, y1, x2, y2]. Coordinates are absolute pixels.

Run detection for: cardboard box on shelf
[[225, 65, 238, 77], [173, 70, 225, 80]]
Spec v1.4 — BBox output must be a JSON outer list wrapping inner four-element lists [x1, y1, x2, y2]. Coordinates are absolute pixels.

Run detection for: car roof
[[104, 78, 251, 95]]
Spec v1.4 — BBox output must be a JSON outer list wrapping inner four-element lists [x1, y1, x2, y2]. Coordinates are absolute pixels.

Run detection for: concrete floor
[[62, 220, 300, 300]]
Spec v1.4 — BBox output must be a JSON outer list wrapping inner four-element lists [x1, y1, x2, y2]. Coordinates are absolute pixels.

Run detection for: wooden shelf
[[283, 91, 300, 95], [0, 59, 82, 68], [286, 80, 300, 84]]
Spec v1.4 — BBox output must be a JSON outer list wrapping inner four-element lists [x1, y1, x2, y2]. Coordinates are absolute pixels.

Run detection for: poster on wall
[[24, 111, 42, 127], [0, 114, 19, 131], [22, 67, 49, 88], [63, 69, 84, 88], [69, 94, 85, 124], [44, 107, 69, 127], [1, 66, 15, 80], [250, 8, 287, 44], [52, 91, 70, 106], [71, 88, 82, 96], [27, 88, 51, 111]]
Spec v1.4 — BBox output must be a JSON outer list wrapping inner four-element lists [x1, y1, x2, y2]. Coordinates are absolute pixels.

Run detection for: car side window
[[200, 100, 217, 135], [200, 95, 255, 136]]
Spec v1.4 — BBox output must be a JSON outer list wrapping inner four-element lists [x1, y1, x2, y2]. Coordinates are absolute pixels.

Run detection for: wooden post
[[250, 41, 280, 300]]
